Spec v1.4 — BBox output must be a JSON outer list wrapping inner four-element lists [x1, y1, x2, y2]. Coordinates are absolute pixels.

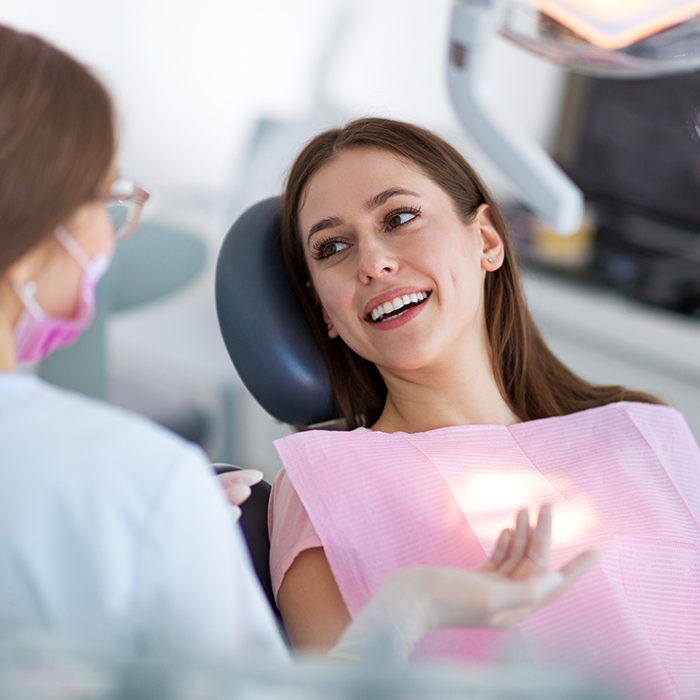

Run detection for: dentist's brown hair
[[0, 24, 115, 276], [281, 117, 660, 429]]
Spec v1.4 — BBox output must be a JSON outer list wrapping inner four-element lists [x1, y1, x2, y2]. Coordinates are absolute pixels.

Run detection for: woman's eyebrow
[[364, 187, 420, 210], [307, 215, 343, 243], [306, 188, 421, 244]]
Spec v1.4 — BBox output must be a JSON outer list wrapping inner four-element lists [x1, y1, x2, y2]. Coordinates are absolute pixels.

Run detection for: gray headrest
[[215, 197, 336, 426]]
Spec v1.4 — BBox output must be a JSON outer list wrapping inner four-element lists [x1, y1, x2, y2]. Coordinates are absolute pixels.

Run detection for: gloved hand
[[214, 465, 264, 521], [329, 504, 601, 663]]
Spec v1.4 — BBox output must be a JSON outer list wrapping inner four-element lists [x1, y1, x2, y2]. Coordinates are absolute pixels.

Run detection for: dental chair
[[215, 197, 337, 623], [215, 197, 335, 428]]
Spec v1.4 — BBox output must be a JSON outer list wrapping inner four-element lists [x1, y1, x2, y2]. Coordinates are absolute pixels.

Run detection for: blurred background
[[3, 0, 700, 478]]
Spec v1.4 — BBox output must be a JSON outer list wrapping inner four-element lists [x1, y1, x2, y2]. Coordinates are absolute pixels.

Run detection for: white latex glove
[[329, 504, 601, 663], [214, 465, 264, 521]]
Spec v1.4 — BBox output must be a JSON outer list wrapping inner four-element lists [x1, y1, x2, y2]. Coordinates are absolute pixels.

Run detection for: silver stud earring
[[487, 257, 493, 263], [327, 322, 333, 330]]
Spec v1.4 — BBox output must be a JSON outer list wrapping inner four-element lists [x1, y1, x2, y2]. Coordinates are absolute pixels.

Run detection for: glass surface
[[104, 178, 150, 241], [528, 0, 700, 49], [0, 627, 627, 700], [501, 1, 700, 77], [106, 203, 130, 235]]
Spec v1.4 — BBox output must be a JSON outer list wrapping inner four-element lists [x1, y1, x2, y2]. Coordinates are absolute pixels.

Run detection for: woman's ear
[[475, 204, 504, 271]]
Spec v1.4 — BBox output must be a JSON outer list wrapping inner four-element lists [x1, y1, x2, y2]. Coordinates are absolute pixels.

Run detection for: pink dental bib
[[273, 402, 700, 700]]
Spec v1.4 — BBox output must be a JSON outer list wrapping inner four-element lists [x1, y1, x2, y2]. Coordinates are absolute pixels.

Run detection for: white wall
[[0, 0, 565, 201]]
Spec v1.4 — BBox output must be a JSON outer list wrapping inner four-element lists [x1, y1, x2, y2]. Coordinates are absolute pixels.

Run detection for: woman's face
[[298, 148, 503, 374]]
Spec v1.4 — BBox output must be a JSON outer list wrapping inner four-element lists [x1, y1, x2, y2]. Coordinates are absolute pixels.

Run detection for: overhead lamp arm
[[447, 0, 585, 235]]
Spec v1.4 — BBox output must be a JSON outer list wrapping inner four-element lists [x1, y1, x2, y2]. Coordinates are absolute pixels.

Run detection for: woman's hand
[[423, 503, 602, 630], [329, 504, 601, 662], [214, 467, 264, 521]]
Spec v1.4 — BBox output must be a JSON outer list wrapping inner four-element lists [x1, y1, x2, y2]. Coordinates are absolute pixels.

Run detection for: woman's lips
[[366, 291, 431, 323]]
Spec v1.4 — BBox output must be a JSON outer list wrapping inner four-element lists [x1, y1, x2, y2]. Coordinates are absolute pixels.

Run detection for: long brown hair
[[0, 24, 116, 276], [281, 117, 661, 429]]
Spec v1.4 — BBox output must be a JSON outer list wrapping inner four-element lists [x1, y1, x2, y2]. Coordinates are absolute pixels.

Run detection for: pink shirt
[[269, 468, 322, 598], [269, 402, 700, 699]]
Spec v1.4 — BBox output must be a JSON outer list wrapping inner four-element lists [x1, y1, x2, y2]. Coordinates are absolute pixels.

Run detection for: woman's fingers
[[508, 503, 552, 579], [484, 505, 599, 608], [497, 509, 531, 574], [489, 504, 554, 579], [547, 549, 603, 602], [483, 527, 513, 571], [527, 503, 552, 569], [516, 548, 604, 609]]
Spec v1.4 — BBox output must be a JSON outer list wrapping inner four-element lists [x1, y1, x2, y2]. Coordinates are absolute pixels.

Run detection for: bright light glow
[[447, 472, 597, 559], [530, 0, 700, 49], [466, 474, 532, 514]]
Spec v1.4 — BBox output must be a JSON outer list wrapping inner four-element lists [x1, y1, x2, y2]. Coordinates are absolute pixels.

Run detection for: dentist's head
[[0, 25, 146, 368], [0, 25, 116, 275]]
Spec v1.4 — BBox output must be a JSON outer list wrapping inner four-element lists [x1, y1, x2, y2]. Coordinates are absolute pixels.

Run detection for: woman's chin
[[375, 351, 442, 375]]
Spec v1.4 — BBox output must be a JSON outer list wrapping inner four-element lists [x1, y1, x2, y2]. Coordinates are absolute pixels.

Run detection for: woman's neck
[[371, 345, 519, 434]]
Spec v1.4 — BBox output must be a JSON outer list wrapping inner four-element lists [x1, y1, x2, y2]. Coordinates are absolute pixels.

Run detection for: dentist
[[0, 24, 287, 660]]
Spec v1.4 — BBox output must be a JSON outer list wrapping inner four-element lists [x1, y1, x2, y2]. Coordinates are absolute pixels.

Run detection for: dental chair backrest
[[215, 197, 337, 428]]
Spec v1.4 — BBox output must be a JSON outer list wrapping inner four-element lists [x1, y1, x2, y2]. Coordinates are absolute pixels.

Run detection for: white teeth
[[370, 291, 429, 322]]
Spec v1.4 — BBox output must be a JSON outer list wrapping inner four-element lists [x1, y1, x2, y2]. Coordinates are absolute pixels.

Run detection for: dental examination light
[[448, 0, 700, 234]]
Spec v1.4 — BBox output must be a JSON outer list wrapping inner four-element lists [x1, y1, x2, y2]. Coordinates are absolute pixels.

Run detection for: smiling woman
[[269, 118, 700, 699], [281, 118, 659, 430]]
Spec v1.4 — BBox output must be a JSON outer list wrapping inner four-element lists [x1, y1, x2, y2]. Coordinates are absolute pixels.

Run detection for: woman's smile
[[366, 289, 431, 324]]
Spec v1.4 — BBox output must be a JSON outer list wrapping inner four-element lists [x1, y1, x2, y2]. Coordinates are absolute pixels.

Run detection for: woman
[[0, 26, 595, 665], [270, 118, 700, 696]]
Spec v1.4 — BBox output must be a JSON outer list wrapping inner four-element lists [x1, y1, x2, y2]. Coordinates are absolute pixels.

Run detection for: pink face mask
[[13, 228, 111, 364]]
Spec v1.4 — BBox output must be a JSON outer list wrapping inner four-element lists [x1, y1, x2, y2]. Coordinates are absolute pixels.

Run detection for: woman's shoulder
[[608, 400, 697, 445], [510, 401, 698, 460], [528, 400, 685, 431]]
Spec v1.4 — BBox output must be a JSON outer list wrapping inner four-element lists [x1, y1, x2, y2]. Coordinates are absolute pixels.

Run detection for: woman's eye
[[386, 210, 418, 229], [315, 240, 348, 260]]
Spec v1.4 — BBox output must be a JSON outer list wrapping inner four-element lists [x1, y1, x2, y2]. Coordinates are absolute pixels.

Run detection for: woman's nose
[[357, 239, 398, 283]]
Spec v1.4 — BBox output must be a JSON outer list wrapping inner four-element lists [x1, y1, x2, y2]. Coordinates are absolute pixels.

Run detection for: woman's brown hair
[[281, 117, 661, 429], [0, 24, 116, 276]]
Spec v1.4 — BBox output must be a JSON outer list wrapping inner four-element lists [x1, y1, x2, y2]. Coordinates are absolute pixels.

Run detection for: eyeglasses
[[105, 177, 150, 241]]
